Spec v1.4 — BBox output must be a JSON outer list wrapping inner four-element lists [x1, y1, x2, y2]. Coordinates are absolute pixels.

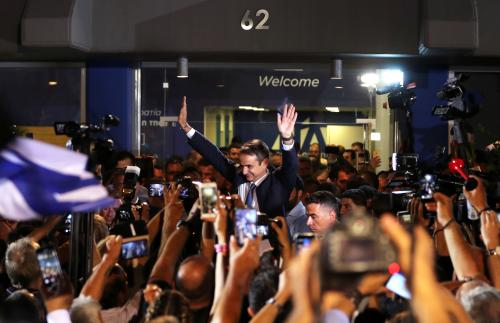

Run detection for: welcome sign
[[258, 75, 320, 88]]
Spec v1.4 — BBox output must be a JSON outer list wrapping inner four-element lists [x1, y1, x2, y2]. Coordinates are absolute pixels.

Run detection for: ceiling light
[[273, 68, 304, 72], [48, 81, 58, 86], [238, 106, 256, 110], [216, 84, 225, 88], [360, 73, 379, 87], [177, 56, 188, 78], [381, 69, 404, 86], [162, 82, 169, 89], [330, 59, 343, 79], [325, 107, 340, 112], [334, 86, 343, 89]]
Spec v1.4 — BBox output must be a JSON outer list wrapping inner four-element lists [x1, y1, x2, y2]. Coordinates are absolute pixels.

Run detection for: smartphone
[[256, 212, 270, 237], [234, 208, 258, 246], [149, 183, 164, 197], [386, 273, 411, 299], [200, 182, 218, 222], [293, 232, 316, 254], [36, 247, 62, 291], [120, 236, 149, 260]]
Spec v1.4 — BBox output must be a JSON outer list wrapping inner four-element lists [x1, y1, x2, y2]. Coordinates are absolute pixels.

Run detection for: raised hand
[[277, 104, 298, 139], [480, 209, 499, 250], [178, 96, 192, 133]]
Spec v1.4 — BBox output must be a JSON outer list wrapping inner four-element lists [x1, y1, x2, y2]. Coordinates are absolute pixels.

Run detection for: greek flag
[[0, 138, 114, 221]]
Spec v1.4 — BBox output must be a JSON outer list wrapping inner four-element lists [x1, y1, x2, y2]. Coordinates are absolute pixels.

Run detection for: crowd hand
[[215, 196, 228, 243], [433, 193, 454, 227], [357, 273, 389, 296], [287, 240, 320, 323], [229, 236, 262, 285], [369, 155, 382, 169], [408, 197, 429, 227], [103, 235, 122, 265], [163, 184, 183, 223], [40, 272, 74, 312], [480, 208, 499, 250], [277, 104, 298, 138], [462, 175, 488, 211], [177, 96, 191, 133], [270, 216, 291, 250], [379, 214, 412, 275]]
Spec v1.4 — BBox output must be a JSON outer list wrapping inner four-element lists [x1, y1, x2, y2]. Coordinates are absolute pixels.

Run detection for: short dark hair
[[249, 265, 279, 313], [113, 150, 136, 167], [240, 139, 270, 163], [197, 158, 213, 167], [329, 164, 357, 180], [165, 155, 183, 167], [340, 189, 367, 207], [343, 149, 356, 160], [304, 190, 339, 216], [352, 142, 364, 150], [316, 182, 341, 197], [229, 142, 242, 150]]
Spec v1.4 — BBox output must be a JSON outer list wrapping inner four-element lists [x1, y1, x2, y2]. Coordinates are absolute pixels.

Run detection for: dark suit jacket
[[188, 131, 298, 217]]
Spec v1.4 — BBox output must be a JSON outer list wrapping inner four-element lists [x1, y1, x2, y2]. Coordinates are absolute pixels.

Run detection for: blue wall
[[86, 63, 134, 151]]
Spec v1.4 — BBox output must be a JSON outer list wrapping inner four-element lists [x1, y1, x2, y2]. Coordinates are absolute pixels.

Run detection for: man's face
[[199, 165, 215, 183], [306, 203, 336, 234], [343, 152, 354, 165], [117, 158, 133, 169], [336, 170, 351, 191], [166, 163, 183, 182], [340, 198, 355, 217], [229, 148, 241, 163], [299, 160, 312, 178], [309, 144, 320, 160], [240, 154, 268, 182]]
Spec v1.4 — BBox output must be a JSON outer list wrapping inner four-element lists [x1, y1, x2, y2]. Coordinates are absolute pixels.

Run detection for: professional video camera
[[54, 115, 120, 168], [387, 153, 479, 223], [376, 83, 417, 110], [116, 166, 142, 223], [319, 212, 397, 292], [432, 74, 479, 120]]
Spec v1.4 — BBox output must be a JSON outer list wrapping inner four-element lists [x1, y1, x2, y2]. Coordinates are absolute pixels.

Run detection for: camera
[[320, 212, 397, 291], [376, 83, 417, 110], [176, 176, 200, 212], [432, 74, 479, 120], [116, 166, 142, 223]]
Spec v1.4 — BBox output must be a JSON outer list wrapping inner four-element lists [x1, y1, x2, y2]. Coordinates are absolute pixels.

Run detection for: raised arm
[[276, 104, 299, 190], [434, 193, 481, 280], [80, 235, 122, 301], [178, 96, 237, 181], [149, 200, 200, 285]]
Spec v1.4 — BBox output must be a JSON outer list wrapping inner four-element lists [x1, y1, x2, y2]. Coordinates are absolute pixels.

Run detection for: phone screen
[[235, 208, 257, 245], [149, 183, 164, 197], [36, 247, 62, 289], [386, 273, 411, 299], [294, 233, 315, 254], [200, 183, 218, 221], [120, 237, 149, 260]]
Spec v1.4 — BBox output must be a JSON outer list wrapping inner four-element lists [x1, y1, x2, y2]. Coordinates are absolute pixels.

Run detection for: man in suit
[[177, 97, 298, 217]]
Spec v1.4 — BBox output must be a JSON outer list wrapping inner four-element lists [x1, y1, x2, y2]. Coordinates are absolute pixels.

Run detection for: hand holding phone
[[234, 208, 258, 246], [293, 232, 316, 254], [37, 246, 63, 292]]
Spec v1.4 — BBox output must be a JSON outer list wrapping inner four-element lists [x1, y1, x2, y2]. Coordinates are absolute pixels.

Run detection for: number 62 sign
[[241, 9, 270, 31]]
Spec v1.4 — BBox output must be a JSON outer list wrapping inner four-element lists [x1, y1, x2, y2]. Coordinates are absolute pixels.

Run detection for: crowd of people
[[0, 97, 499, 323]]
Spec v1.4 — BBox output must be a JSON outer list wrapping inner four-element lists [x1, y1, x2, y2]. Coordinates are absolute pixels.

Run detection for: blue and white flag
[[0, 138, 115, 221]]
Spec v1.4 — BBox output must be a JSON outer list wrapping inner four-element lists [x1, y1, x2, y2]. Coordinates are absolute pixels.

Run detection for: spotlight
[[360, 73, 379, 87], [330, 59, 342, 80], [177, 56, 188, 78]]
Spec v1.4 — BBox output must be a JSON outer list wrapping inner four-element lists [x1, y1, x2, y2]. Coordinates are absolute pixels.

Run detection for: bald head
[[175, 255, 214, 309]]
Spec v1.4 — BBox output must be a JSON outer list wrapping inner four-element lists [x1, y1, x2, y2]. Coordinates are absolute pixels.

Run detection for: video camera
[[376, 83, 417, 110], [432, 74, 479, 120]]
